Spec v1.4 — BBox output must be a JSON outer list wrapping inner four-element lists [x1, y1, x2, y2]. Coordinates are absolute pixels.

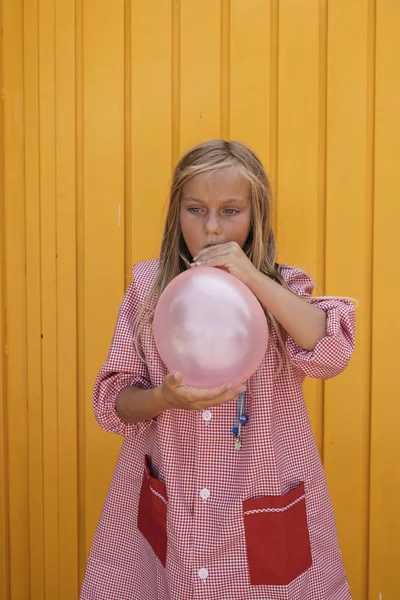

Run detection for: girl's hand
[[191, 241, 259, 287], [161, 372, 246, 411]]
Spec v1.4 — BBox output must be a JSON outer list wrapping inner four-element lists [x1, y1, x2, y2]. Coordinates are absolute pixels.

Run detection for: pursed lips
[[204, 241, 224, 248]]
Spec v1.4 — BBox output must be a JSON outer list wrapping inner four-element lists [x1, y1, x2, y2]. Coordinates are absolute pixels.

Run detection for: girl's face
[[180, 167, 252, 259]]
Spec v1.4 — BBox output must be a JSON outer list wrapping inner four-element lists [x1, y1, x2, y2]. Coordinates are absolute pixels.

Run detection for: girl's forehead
[[182, 167, 250, 199]]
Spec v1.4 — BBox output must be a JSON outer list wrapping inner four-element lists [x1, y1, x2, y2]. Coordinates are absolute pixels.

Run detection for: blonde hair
[[133, 138, 293, 369], [133, 139, 358, 374]]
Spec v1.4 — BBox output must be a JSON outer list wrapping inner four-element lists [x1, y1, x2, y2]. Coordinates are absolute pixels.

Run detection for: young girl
[[80, 139, 355, 600]]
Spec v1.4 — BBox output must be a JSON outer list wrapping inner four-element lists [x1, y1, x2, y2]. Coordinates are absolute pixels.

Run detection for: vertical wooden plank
[[230, 0, 272, 171], [124, 0, 132, 286], [130, 0, 172, 265], [269, 0, 278, 219], [83, 0, 125, 558], [180, 0, 221, 151], [171, 0, 181, 168], [0, 2, 10, 598], [369, 1, 400, 598], [24, 0, 45, 597], [0, 208, 9, 600], [75, 0, 86, 586], [276, 0, 324, 454], [220, 0, 229, 140], [55, 1, 79, 598], [38, 0, 59, 596], [2, 0, 30, 598], [324, 2, 371, 598]]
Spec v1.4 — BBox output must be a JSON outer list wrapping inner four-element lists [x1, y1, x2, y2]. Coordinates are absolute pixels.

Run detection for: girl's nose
[[205, 213, 222, 235]]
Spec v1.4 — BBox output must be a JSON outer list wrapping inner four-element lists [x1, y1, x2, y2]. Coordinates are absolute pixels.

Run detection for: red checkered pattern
[[80, 260, 355, 600]]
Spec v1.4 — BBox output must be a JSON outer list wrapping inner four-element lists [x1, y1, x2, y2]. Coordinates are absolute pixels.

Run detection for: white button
[[202, 410, 212, 422], [200, 488, 210, 500], [198, 567, 209, 580]]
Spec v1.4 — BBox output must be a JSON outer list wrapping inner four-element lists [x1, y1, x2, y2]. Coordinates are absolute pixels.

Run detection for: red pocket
[[243, 482, 312, 586], [137, 456, 168, 567]]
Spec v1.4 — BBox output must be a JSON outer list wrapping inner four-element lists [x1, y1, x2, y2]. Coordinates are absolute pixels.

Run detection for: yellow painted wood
[[55, 1, 79, 598], [130, 0, 172, 266], [82, 0, 126, 562], [2, 1, 30, 599], [1, 1, 399, 599], [369, 0, 400, 597], [38, 2, 61, 596], [0, 200, 9, 600], [180, 0, 221, 150], [24, 0, 45, 597], [275, 0, 324, 456], [0, 4, 9, 598], [230, 0, 272, 179], [324, 3, 372, 599], [75, 0, 86, 585]]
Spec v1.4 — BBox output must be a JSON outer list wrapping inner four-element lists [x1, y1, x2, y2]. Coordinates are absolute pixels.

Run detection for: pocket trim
[[137, 456, 168, 567], [244, 493, 305, 515], [143, 464, 168, 506], [242, 482, 312, 586]]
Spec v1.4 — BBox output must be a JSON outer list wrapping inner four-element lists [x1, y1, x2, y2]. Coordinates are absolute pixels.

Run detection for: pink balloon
[[153, 266, 269, 389]]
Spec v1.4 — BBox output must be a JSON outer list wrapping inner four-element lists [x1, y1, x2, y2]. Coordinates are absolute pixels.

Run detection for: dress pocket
[[243, 482, 312, 586], [137, 455, 168, 567]]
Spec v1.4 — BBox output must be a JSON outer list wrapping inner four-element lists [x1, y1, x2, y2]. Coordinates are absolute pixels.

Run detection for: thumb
[[166, 372, 184, 387]]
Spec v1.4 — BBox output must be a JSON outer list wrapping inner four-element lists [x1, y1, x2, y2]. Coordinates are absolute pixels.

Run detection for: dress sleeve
[[93, 270, 153, 437], [280, 265, 356, 380]]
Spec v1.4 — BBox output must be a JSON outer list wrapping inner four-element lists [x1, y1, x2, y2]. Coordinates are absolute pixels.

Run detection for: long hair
[[133, 138, 293, 368]]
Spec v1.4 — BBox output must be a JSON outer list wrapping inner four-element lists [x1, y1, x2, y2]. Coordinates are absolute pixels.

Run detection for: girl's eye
[[187, 207, 239, 215]]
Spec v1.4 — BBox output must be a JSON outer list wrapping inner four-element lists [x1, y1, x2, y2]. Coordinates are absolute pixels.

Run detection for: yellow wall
[[0, 1, 398, 599]]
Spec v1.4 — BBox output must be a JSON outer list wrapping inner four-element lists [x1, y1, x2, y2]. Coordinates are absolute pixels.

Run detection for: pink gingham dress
[[80, 260, 355, 600]]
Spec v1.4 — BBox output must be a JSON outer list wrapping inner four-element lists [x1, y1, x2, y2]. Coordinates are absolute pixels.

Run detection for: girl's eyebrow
[[182, 196, 248, 204]]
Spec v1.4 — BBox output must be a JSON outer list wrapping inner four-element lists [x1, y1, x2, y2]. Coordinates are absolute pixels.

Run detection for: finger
[[165, 372, 184, 387], [192, 246, 231, 263], [185, 382, 232, 398], [191, 249, 231, 265], [192, 385, 246, 410], [194, 382, 245, 405], [193, 242, 235, 261], [193, 254, 231, 268], [215, 383, 246, 404]]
